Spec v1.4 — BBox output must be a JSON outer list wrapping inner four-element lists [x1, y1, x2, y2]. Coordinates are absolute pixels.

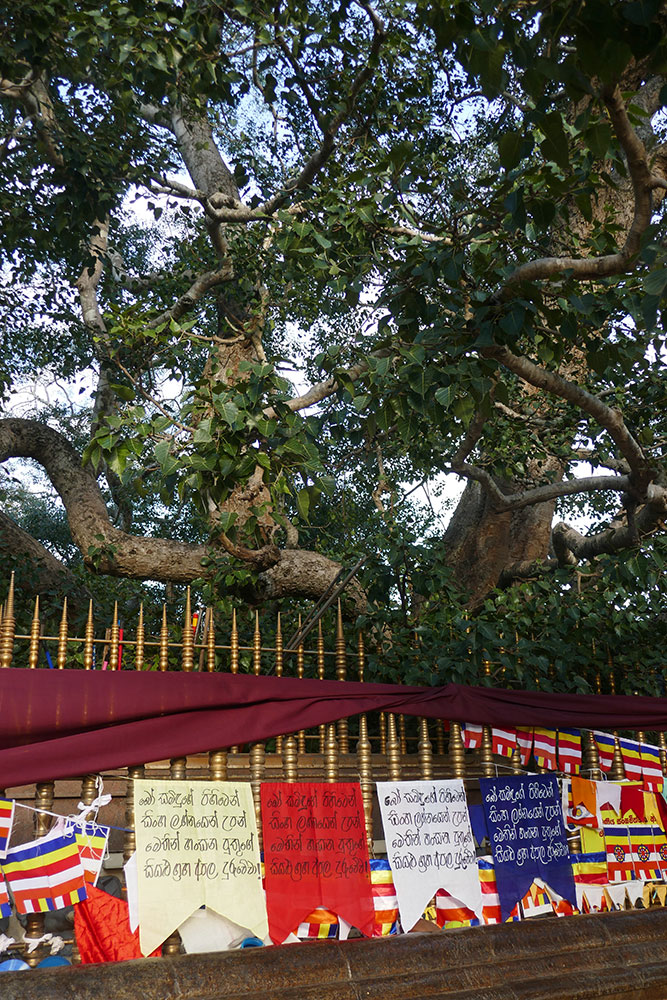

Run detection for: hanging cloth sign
[[480, 774, 575, 921], [261, 782, 373, 945], [134, 779, 267, 957], [377, 779, 482, 933]]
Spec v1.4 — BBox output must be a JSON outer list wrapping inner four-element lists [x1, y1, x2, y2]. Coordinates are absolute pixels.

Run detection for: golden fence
[[1, 573, 667, 966]]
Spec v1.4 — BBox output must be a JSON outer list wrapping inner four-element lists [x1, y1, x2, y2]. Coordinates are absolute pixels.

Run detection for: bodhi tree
[[0, 0, 666, 685]]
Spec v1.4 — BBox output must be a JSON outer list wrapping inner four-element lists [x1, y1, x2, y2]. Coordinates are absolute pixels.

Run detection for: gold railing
[[1, 572, 667, 966]]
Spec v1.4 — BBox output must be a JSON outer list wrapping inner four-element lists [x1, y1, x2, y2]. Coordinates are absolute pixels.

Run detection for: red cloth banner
[[3, 668, 667, 787], [261, 782, 374, 944]]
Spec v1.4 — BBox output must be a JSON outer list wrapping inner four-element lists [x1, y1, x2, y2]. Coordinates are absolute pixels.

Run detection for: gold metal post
[[335, 601, 349, 753], [83, 600, 94, 670], [28, 596, 41, 670], [206, 608, 216, 672], [0, 573, 15, 669], [108, 601, 119, 671], [357, 713, 374, 854], [124, 764, 144, 862], [318, 620, 326, 753], [325, 723, 339, 782], [282, 734, 298, 782], [249, 742, 265, 851], [296, 615, 306, 755], [181, 587, 194, 672], [418, 717, 433, 780], [386, 713, 402, 782], [253, 610, 261, 675], [158, 604, 169, 672], [209, 748, 228, 782], [25, 780, 54, 965], [583, 730, 601, 781], [610, 734, 626, 781], [448, 722, 466, 779], [275, 613, 283, 752], [56, 597, 68, 670], [135, 604, 145, 671], [230, 608, 239, 673], [480, 726, 494, 778]]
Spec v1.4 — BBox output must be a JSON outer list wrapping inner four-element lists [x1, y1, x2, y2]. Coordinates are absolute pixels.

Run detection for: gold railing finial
[[83, 600, 94, 670], [275, 612, 283, 677], [206, 607, 216, 672], [158, 604, 169, 671], [181, 587, 194, 672], [135, 603, 145, 671], [253, 609, 261, 675], [230, 608, 239, 673], [57, 597, 69, 670], [28, 595, 41, 670], [108, 601, 119, 671], [0, 571, 16, 669]]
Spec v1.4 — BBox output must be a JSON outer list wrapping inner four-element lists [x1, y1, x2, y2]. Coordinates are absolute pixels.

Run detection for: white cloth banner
[[377, 779, 482, 932]]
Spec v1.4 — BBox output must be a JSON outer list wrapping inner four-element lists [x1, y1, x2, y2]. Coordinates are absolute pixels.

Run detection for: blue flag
[[480, 774, 575, 921]]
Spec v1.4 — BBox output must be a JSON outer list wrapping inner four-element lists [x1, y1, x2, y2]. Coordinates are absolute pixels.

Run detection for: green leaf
[[296, 489, 310, 520], [643, 269, 667, 296], [540, 112, 569, 171]]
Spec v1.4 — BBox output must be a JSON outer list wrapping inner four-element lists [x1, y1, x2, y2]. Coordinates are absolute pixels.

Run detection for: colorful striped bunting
[[2, 829, 87, 914]]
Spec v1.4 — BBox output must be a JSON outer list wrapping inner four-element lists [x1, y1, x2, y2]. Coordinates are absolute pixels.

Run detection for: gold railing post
[[206, 608, 216, 672], [209, 748, 228, 782], [108, 601, 119, 671], [418, 717, 433, 781], [379, 712, 387, 754], [511, 747, 522, 775], [435, 721, 446, 756], [275, 613, 283, 752], [296, 615, 306, 755], [230, 609, 239, 753], [318, 620, 326, 753], [282, 735, 298, 782], [83, 600, 94, 670], [448, 722, 466, 779], [124, 764, 144, 862], [135, 604, 145, 672], [480, 726, 494, 778], [335, 601, 349, 754], [181, 587, 194, 672], [158, 604, 169, 672], [583, 730, 601, 781], [610, 734, 626, 781], [56, 597, 68, 669], [325, 723, 339, 783], [356, 632, 374, 852], [250, 742, 265, 852], [253, 610, 261, 675], [0, 572, 15, 669], [386, 713, 402, 782], [28, 595, 41, 669], [24, 780, 54, 965], [659, 733, 667, 778]]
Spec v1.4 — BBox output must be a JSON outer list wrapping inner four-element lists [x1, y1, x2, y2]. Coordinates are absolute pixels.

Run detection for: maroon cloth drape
[[0, 667, 665, 788]]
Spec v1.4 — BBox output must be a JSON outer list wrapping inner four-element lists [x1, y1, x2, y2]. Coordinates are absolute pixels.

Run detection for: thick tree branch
[[146, 266, 234, 329], [496, 84, 666, 298], [483, 344, 653, 491], [552, 484, 667, 564], [449, 463, 631, 512]]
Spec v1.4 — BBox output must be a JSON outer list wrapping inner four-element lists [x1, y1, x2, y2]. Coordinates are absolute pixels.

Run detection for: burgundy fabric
[[1, 667, 666, 788]]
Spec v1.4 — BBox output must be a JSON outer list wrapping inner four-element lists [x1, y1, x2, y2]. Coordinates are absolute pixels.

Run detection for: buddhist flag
[[74, 822, 109, 887], [603, 825, 634, 883], [594, 732, 615, 772], [641, 744, 664, 793], [558, 729, 582, 775], [0, 799, 14, 858], [516, 728, 533, 767], [434, 889, 478, 928], [571, 851, 608, 887], [629, 826, 662, 881], [492, 727, 517, 759], [533, 728, 557, 771], [462, 723, 483, 750], [619, 738, 642, 781], [478, 857, 502, 925], [2, 828, 87, 914], [296, 907, 338, 939], [370, 859, 399, 937], [0, 869, 10, 918]]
